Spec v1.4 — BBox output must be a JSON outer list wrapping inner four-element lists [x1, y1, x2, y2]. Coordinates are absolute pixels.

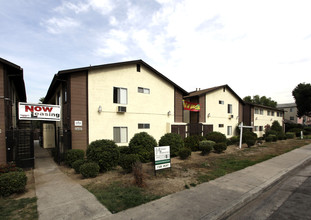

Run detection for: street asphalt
[[34, 142, 311, 220]]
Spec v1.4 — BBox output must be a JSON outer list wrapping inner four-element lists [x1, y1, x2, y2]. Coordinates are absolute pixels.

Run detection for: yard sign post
[[239, 122, 254, 149]]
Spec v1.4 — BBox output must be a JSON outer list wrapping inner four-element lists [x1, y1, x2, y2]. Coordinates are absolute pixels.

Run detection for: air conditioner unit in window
[[117, 106, 126, 113]]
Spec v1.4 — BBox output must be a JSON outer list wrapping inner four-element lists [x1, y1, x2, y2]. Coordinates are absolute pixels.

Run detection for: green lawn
[[0, 197, 38, 220]]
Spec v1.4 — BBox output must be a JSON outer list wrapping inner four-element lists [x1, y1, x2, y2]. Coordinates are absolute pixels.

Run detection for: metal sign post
[[238, 122, 254, 149]]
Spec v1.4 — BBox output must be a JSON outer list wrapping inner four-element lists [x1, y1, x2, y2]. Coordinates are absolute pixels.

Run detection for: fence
[[6, 129, 34, 168], [54, 128, 71, 164]]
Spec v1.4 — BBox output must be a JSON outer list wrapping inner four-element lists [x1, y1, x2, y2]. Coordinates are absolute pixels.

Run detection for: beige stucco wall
[[253, 108, 283, 137], [88, 64, 175, 145], [204, 88, 240, 137]]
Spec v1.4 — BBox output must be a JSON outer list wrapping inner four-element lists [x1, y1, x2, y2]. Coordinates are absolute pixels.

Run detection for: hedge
[[0, 171, 27, 196]]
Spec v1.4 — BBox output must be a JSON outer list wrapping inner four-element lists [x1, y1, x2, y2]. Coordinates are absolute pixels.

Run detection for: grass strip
[[86, 182, 161, 213], [0, 197, 38, 220]]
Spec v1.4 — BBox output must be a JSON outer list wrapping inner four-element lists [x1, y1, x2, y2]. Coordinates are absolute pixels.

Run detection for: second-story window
[[138, 87, 150, 94], [228, 104, 232, 114], [113, 87, 127, 104]]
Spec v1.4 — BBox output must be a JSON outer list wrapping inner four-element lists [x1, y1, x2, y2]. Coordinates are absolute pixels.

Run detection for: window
[[255, 108, 259, 114], [138, 87, 150, 94], [219, 124, 224, 128], [57, 92, 61, 105], [267, 111, 271, 116], [113, 87, 127, 104], [260, 109, 263, 115], [113, 127, 128, 143], [219, 100, 224, 104], [271, 111, 275, 116], [138, 123, 150, 129], [64, 85, 67, 103], [259, 126, 263, 131], [290, 108, 293, 112], [227, 126, 232, 136], [228, 104, 232, 114], [137, 64, 141, 72], [290, 116, 294, 121], [254, 126, 258, 131]]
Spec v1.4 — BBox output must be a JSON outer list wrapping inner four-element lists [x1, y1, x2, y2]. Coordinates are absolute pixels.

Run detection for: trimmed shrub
[[242, 131, 257, 143], [277, 132, 287, 140], [266, 134, 277, 142], [80, 162, 100, 178], [0, 171, 27, 196], [206, 132, 227, 144], [86, 139, 120, 172], [286, 132, 296, 139], [159, 133, 184, 157], [289, 128, 303, 137], [265, 136, 273, 142], [118, 146, 131, 155], [184, 135, 202, 151], [0, 162, 22, 174], [72, 159, 85, 174], [213, 142, 227, 154], [119, 154, 140, 173], [65, 149, 84, 167], [199, 140, 215, 155], [228, 136, 239, 146], [246, 139, 256, 148], [178, 147, 191, 159], [129, 132, 157, 162]]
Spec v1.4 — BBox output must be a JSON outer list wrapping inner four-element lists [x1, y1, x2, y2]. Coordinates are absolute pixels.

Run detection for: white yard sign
[[154, 146, 171, 170]]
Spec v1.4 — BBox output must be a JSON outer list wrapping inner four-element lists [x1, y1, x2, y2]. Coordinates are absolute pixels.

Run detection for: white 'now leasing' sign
[[19, 102, 61, 121], [154, 146, 171, 170]]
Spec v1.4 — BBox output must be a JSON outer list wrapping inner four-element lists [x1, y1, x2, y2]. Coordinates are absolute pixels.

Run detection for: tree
[[292, 83, 311, 117], [243, 95, 277, 108], [39, 97, 45, 104]]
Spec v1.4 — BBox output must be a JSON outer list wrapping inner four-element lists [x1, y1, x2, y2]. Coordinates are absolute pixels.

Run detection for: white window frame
[[228, 104, 233, 114], [227, 126, 232, 136], [113, 87, 127, 104], [138, 123, 150, 129], [113, 127, 128, 143], [138, 87, 150, 94]]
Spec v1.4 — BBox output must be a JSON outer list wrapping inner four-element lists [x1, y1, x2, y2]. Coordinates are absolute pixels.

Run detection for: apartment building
[[0, 58, 27, 164], [244, 103, 284, 137], [43, 60, 188, 151], [183, 85, 244, 137]]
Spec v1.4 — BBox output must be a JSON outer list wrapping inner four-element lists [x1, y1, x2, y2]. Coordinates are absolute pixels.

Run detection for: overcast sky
[[1, 0, 310, 104]]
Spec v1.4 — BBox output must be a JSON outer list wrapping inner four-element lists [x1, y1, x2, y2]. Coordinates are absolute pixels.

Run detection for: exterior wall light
[[207, 113, 211, 118], [98, 105, 102, 113], [167, 111, 171, 116]]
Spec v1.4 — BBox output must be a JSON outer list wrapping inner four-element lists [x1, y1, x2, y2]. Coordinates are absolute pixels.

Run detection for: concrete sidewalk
[[33, 141, 111, 220], [105, 144, 311, 220]]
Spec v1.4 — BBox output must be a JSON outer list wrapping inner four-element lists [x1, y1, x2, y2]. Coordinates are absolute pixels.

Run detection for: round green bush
[[206, 132, 227, 144], [129, 132, 157, 162], [213, 142, 227, 154], [246, 139, 256, 148], [159, 133, 184, 157], [72, 159, 85, 174], [286, 132, 296, 139], [228, 136, 239, 146], [0, 171, 27, 196], [178, 147, 191, 159], [184, 135, 202, 151], [80, 162, 100, 178], [242, 131, 257, 144], [65, 149, 84, 167], [86, 139, 120, 172], [118, 146, 131, 155], [119, 154, 140, 173], [199, 140, 215, 155], [265, 136, 273, 142]]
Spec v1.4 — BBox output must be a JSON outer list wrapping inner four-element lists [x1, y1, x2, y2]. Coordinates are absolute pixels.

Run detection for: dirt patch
[[58, 139, 311, 197]]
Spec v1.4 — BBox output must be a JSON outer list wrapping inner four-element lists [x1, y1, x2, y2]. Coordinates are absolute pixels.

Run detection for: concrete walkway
[[33, 141, 111, 220], [34, 142, 311, 220]]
